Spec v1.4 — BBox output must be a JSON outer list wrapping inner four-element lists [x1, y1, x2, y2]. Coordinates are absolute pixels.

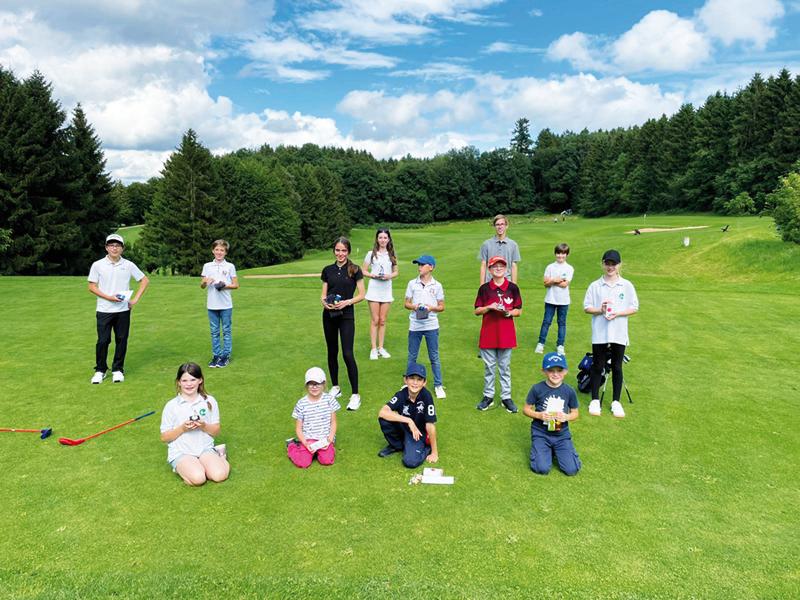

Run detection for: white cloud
[[698, 0, 785, 49], [390, 61, 475, 80], [298, 0, 501, 43], [547, 32, 609, 71], [612, 10, 711, 71], [483, 41, 543, 54]]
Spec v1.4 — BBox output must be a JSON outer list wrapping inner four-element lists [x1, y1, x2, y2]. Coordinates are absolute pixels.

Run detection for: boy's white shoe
[[346, 394, 361, 411], [369, 349, 379, 360], [611, 400, 626, 418], [377, 347, 391, 358], [435, 386, 446, 399], [535, 343, 544, 354], [329, 386, 342, 399], [112, 371, 124, 383], [556, 345, 565, 355], [90, 371, 106, 384], [588, 399, 601, 416]]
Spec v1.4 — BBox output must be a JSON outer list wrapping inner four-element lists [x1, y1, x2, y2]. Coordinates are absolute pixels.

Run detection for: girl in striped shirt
[[287, 367, 341, 468]]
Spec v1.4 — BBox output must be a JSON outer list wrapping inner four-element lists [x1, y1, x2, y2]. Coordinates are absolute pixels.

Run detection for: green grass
[[2, 215, 798, 599]]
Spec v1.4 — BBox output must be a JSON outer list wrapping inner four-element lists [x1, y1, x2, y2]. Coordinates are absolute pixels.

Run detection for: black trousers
[[95, 311, 131, 373], [590, 342, 625, 402], [322, 311, 358, 393]]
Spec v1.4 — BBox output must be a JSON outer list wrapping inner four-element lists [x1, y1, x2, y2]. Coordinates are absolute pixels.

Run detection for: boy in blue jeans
[[200, 240, 239, 368], [522, 352, 581, 476], [404, 255, 446, 399], [535, 243, 573, 356]]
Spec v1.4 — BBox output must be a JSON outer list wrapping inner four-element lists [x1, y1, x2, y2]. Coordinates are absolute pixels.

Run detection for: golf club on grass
[[0, 427, 53, 439], [58, 410, 155, 446]]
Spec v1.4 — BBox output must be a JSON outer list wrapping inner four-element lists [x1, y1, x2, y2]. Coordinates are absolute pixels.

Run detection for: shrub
[[768, 172, 800, 244]]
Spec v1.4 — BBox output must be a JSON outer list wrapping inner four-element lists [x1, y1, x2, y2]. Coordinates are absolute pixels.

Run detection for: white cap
[[105, 233, 124, 245], [304, 367, 326, 384]]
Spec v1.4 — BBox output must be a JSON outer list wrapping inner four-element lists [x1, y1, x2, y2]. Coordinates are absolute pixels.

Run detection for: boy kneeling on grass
[[522, 352, 581, 476], [377, 363, 439, 468]]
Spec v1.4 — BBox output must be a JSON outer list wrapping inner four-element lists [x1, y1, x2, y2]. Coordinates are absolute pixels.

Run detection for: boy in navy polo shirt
[[474, 256, 522, 413], [522, 352, 581, 476], [87, 233, 149, 384], [377, 363, 439, 468]]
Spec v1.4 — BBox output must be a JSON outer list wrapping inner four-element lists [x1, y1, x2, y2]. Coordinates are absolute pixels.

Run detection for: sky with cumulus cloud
[[1, 0, 798, 181]]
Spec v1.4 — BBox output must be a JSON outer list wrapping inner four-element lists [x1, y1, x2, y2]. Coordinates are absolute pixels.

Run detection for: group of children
[[87, 215, 638, 484]]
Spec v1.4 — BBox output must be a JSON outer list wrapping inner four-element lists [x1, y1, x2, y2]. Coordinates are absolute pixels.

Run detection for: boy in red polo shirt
[[474, 256, 523, 413]]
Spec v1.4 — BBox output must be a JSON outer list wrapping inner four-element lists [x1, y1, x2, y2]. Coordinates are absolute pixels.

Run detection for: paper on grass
[[421, 467, 454, 485]]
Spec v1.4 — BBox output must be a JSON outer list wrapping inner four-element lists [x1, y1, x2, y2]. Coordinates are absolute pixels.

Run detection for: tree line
[[3, 66, 800, 275]]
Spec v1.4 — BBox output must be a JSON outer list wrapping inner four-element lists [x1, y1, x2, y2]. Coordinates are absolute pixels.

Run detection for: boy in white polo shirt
[[87, 233, 149, 384], [535, 243, 574, 355], [200, 239, 239, 368], [404, 255, 446, 399]]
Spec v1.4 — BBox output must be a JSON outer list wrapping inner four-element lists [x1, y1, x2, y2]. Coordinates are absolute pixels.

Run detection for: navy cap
[[542, 352, 568, 370], [412, 255, 436, 267], [602, 249, 621, 264], [404, 363, 427, 379]]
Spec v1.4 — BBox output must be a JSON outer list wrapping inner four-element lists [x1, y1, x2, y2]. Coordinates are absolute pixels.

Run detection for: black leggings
[[322, 312, 358, 393], [591, 343, 626, 402]]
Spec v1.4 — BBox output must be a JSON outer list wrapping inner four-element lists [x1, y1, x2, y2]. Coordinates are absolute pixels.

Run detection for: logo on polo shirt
[[416, 403, 424, 413], [402, 405, 411, 416]]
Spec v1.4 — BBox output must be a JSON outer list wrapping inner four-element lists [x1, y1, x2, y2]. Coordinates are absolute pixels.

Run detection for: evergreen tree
[[684, 92, 733, 211], [62, 104, 117, 274], [510, 117, 533, 155], [141, 129, 222, 274]]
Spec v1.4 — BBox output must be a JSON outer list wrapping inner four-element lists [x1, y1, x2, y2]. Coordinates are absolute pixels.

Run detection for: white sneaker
[[329, 386, 342, 398], [90, 371, 106, 384], [588, 399, 601, 416], [346, 394, 361, 411], [214, 443, 227, 460], [369, 349, 379, 360], [556, 345, 565, 355], [377, 347, 391, 358], [435, 386, 446, 399], [611, 400, 626, 418], [112, 371, 124, 383], [535, 343, 544, 354]]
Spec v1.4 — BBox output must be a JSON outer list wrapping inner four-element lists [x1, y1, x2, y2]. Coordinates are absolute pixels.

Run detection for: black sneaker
[[476, 396, 494, 411], [217, 356, 230, 368], [208, 356, 220, 368], [502, 398, 518, 414], [378, 445, 401, 458]]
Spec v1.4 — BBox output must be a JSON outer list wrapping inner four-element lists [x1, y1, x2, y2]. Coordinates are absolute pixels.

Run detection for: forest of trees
[[3, 65, 800, 275]]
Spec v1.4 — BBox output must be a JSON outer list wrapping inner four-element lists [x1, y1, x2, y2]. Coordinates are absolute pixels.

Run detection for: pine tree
[[510, 118, 533, 155], [141, 129, 222, 274], [62, 104, 117, 274]]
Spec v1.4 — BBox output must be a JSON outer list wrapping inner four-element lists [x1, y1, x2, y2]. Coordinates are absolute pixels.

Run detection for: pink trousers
[[287, 439, 336, 468]]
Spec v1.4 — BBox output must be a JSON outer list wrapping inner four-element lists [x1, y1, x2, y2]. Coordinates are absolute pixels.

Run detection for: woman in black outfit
[[321, 237, 366, 411]]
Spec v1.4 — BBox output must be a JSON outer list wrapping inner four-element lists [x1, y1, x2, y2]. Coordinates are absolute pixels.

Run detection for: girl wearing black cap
[[582, 249, 639, 418]]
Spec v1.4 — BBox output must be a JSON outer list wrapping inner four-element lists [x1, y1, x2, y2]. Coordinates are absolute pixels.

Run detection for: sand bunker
[[243, 273, 319, 279], [627, 226, 709, 234]]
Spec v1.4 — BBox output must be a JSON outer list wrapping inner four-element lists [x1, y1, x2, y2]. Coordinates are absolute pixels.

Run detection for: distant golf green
[[2, 215, 797, 598]]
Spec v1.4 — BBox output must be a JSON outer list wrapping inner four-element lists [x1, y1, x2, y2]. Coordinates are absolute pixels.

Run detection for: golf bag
[[576, 352, 602, 393]]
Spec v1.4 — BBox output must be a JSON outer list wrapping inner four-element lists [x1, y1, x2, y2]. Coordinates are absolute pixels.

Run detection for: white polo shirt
[[583, 276, 639, 346], [87, 256, 145, 313], [201, 259, 237, 310], [405, 276, 444, 332], [160, 394, 220, 463], [543, 261, 574, 305]]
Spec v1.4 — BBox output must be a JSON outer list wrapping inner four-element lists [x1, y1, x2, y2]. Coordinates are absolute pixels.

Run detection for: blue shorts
[[169, 448, 216, 471]]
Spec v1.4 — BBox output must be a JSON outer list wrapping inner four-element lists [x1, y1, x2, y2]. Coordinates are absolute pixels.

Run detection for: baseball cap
[[404, 363, 427, 379], [542, 352, 568, 370], [602, 249, 621, 264], [487, 255, 507, 267], [105, 233, 124, 246], [304, 367, 327, 384], [412, 255, 436, 267]]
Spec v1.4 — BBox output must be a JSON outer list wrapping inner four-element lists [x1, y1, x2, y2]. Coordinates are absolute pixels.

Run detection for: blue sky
[[1, 0, 798, 181]]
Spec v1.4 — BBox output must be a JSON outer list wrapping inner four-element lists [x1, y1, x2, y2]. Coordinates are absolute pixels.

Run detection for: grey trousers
[[480, 348, 512, 399]]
